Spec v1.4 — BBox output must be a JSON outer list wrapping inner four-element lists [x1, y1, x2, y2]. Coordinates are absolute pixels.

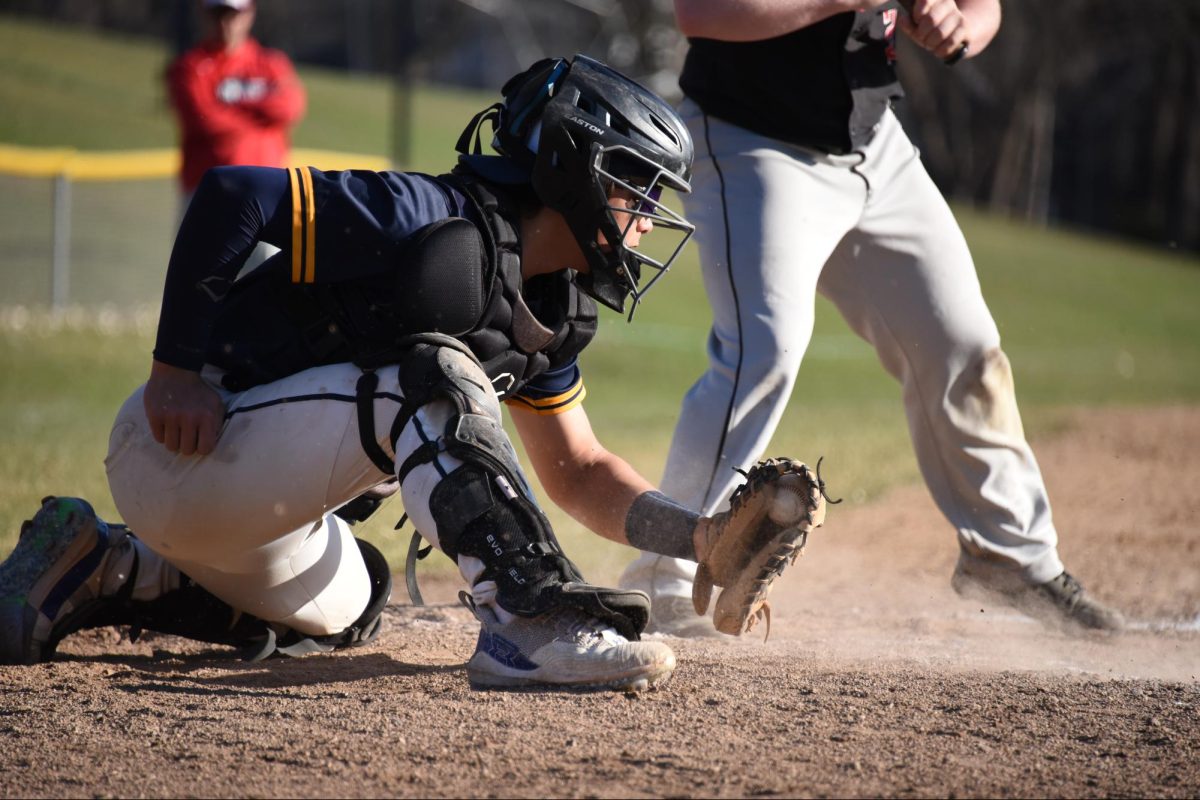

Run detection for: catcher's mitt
[[693, 458, 828, 637]]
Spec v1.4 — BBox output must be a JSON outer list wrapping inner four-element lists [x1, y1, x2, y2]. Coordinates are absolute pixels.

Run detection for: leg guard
[[395, 337, 650, 639]]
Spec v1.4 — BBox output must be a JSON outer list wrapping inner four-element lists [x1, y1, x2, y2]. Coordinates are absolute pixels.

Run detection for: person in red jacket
[[167, 0, 306, 199]]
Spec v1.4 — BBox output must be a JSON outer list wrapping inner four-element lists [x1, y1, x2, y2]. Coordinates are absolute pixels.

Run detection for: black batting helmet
[[456, 54, 695, 317]]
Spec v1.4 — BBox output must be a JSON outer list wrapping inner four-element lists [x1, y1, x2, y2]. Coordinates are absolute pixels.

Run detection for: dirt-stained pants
[[624, 104, 1065, 600]]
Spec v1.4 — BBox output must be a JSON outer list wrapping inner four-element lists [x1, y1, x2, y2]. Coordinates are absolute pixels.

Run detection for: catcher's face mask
[[581, 144, 694, 320]]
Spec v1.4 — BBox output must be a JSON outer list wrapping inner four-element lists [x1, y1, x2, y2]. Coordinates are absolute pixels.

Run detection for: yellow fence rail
[[0, 144, 393, 180]]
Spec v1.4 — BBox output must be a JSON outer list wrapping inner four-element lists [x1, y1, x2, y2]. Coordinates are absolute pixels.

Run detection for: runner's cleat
[[952, 563, 1126, 633]]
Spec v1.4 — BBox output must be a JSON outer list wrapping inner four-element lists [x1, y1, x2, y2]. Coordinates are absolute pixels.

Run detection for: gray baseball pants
[[624, 101, 1065, 600]]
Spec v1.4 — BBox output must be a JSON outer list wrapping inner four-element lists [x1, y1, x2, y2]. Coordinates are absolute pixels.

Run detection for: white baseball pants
[[625, 102, 1065, 598], [105, 361, 483, 636]]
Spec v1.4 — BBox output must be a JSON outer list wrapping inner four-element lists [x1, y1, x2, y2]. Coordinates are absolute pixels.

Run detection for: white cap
[[205, 0, 253, 9]]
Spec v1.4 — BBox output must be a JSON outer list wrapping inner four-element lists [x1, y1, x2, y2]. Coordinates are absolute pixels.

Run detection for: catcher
[[0, 55, 827, 691]]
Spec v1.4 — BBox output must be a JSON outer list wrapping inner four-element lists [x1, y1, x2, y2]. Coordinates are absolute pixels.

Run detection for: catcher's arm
[[511, 403, 686, 549], [512, 410, 836, 638], [512, 404, 770, 570]]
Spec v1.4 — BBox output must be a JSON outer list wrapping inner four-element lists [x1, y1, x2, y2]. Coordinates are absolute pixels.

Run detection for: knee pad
[[397, 334, 503, 425], [393, 335, 519, 494]]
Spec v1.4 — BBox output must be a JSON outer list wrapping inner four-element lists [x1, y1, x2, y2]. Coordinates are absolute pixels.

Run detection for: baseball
[[768, 487, 806, 524]]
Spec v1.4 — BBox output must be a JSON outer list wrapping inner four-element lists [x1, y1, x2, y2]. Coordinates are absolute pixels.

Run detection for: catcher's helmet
[[456, 54, 695, 318]]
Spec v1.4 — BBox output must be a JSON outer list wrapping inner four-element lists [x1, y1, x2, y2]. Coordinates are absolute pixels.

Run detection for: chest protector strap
[[442, 172, 600, 398], [354, 333, 483, 478]]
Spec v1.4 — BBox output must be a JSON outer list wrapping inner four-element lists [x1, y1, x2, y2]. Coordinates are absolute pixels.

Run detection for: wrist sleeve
[[624, 491, 700, 561]]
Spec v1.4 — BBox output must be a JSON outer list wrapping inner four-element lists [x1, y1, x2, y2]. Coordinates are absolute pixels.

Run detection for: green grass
[[1, 15, 1198, 582], [0, 15, 491, 164], [0, 21, 175, 149]]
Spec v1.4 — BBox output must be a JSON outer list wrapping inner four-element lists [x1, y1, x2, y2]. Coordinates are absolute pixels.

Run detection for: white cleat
[[464, 599, 675, 691]]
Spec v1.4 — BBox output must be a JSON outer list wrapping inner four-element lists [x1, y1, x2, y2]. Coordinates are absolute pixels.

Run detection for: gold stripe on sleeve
[[289, 168, 303, 283], [299, 166, 317, 283], [505, 382, 587, 416]]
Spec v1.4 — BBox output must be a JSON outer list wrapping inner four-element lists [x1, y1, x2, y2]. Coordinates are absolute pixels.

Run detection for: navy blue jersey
[[155, 165, 585, 411], [286, 167, 471, 284]]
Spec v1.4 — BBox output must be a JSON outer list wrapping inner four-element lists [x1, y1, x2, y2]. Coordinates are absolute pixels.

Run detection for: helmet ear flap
[[494, 58, 570, 168], [499, 56, 559, 96]]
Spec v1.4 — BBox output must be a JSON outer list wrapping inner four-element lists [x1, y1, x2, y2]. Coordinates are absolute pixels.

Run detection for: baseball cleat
[[952, 562, 1126, 633], [463, 595, 676, 691], [0, 497, 128, 664]]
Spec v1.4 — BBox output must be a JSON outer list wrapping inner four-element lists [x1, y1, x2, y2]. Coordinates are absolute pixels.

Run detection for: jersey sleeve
[[287, 168, 463, 285], [505, 359, 587, 416], [153, 167, 461, 371]]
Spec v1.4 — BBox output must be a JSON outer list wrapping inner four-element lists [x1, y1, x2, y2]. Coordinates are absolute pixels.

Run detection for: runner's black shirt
[[679, 7, 904, 154]]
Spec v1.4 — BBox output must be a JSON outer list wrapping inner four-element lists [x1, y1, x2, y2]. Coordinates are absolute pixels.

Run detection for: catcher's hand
[[693, 458, 828, 637]]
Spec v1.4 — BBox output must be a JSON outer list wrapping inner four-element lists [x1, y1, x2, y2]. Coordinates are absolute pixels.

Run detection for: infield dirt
[[1, 406, 1197, 798]]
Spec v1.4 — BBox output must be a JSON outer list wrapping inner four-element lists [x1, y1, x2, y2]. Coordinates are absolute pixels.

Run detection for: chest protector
[[209, 174, 597, 397], [448, 174, 597, 399]]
